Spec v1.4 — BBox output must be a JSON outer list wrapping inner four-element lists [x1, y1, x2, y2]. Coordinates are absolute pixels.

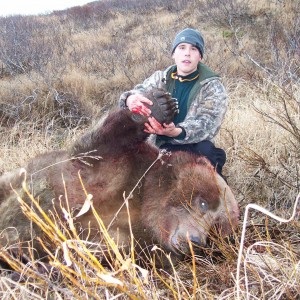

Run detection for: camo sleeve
[[171, 78, 227, 144], [119, 71, 165, 109], [119, 73, 227, 145]]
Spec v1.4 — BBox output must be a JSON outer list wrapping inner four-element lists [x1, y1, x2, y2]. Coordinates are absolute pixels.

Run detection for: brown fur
[[0, 108, 239, 258]]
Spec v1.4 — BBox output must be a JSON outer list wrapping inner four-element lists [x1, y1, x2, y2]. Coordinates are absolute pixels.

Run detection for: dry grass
[[0, 0, 299, 298]]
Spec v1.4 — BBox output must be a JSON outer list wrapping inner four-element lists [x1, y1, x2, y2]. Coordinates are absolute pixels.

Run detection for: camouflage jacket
[[119, 62, 228, 146]]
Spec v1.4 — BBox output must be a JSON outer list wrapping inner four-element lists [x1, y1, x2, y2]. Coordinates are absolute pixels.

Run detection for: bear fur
[[0, 107, 239, 259]]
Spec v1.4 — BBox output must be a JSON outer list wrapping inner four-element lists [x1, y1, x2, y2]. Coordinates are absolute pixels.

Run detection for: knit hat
[[171, 28, 205, 58]]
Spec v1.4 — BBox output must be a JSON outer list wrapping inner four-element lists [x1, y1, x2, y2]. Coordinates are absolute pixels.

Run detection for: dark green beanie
[[171, 28, 205, 58]]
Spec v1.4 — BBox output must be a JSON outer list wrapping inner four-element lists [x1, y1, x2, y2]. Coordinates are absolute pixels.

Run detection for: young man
[[119, 28, 228, 176]]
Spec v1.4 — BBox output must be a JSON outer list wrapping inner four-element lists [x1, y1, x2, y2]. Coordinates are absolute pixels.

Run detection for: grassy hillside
[[0, 0, 299, 299]]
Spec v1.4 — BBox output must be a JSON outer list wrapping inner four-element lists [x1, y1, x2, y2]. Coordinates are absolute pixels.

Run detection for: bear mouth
[[170, 230, 208, 256]]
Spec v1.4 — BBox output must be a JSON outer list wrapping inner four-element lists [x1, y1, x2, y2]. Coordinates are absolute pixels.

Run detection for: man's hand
[[126, 89, 178, 124], [126, 94, 153, 116], [144, 116, 182, 137]]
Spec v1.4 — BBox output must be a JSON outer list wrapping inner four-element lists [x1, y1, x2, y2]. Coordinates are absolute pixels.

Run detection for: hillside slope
[[0, 0, 299, 298]]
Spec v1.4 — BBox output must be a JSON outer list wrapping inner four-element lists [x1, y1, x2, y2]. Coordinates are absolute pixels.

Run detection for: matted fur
[[0, 108, 239, 258]]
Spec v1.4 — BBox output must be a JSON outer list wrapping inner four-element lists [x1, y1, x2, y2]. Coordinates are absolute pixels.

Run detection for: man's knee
[[194, 140, 226, 169], [193, 140, 215, 156]]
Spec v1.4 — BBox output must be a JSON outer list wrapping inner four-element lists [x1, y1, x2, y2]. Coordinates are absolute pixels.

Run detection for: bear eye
[[199, 200, 208, 213]]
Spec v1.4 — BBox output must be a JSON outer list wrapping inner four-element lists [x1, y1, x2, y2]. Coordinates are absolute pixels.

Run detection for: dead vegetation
[[0, 0, 299, 299]]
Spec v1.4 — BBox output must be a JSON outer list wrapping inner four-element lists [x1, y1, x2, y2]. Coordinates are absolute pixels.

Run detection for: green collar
[[165, 62, 220, 112], [171, 69, 200, 82]]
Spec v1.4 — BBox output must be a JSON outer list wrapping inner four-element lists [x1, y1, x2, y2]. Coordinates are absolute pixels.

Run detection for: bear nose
[[189, 235, 202, 246]]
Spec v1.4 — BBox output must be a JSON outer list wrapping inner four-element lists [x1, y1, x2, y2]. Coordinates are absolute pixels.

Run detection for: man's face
[[172, 43, 202, 76]]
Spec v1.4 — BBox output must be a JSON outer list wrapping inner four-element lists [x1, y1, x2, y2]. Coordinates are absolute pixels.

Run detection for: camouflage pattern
[[119, 64, 227, 145]]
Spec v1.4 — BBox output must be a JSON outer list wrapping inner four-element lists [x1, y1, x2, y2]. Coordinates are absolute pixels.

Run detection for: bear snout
[[170, 227, 208, 255]]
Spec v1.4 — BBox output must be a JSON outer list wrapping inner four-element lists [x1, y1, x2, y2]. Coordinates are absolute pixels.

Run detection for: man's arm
[[171, 79, 228, 144]]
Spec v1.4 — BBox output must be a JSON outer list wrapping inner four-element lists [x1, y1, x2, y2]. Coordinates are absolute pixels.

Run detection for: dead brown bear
[[0, 90, 239, 261]]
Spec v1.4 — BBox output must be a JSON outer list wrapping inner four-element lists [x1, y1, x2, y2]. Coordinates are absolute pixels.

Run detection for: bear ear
[[130, 112, 147, 123], [195, 156, 213, 168]]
